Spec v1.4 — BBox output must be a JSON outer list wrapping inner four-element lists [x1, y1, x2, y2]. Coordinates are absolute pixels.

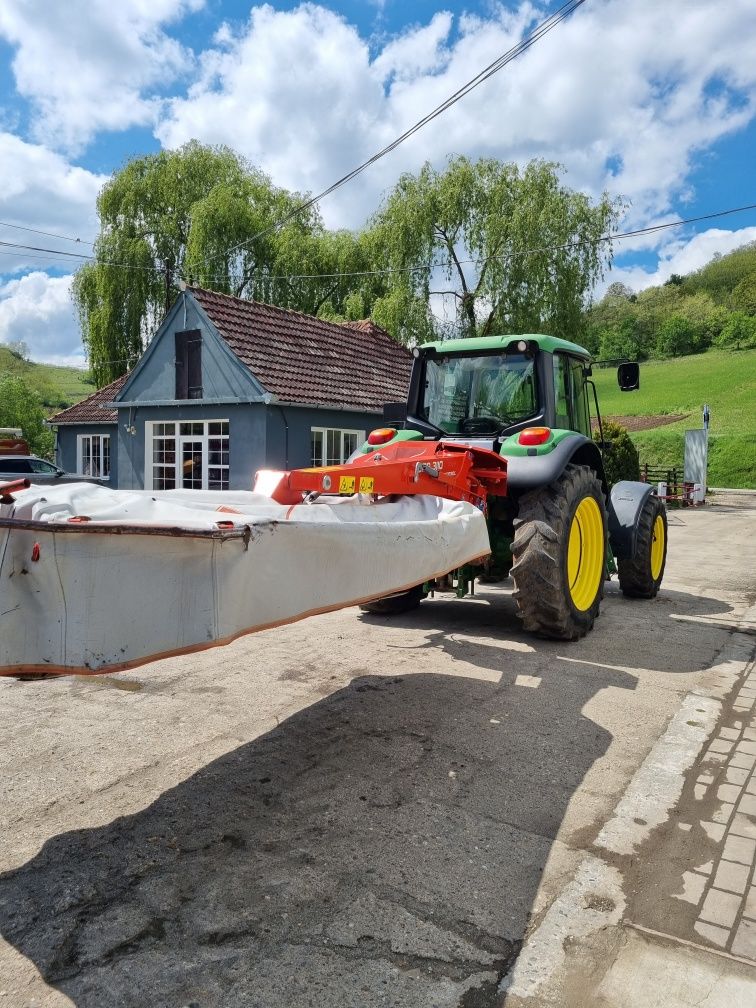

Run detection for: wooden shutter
[[175, 330, 202, 400]]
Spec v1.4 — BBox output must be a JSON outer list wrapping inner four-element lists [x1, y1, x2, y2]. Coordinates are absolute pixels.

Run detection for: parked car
[[0, 456, 103, 485]]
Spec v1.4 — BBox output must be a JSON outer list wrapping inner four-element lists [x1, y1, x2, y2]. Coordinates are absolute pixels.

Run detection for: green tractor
[[360, 333, 667, 640]]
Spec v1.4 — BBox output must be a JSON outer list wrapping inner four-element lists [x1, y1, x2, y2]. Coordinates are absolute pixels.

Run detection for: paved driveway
[[0, 494, 753, 1007]]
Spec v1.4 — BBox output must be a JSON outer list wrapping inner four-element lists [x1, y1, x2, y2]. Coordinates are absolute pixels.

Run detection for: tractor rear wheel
[[618, 494, 667, 598], [511, 465, 607, 640], [360, 584, 425, 615]]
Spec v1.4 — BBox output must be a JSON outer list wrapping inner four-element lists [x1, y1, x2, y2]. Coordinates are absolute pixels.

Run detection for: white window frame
[[310, 427, 365, 467], [77, 433, 111, 479], [145, 419, 229, 491]]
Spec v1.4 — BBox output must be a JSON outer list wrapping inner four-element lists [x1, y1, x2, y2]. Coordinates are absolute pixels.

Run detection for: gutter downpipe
[[274, 404, 290, 468]]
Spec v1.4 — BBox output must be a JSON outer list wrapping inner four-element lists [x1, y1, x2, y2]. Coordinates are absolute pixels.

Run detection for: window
[[310, 427, 364, 467], [553, 354, 572, 429], [77, 434, 110, 478], [553, 354, 591, 434], [175, 330, 202, 400], [146, 420, 229, 491], [30, 459, 60, 475], [569, 358, 591, 436], [423, 352, 537, 434], [0, 459, 31, 474]]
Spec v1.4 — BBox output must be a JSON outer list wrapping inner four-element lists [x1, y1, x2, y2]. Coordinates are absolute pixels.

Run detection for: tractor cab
[[386, 334, 597, 452]]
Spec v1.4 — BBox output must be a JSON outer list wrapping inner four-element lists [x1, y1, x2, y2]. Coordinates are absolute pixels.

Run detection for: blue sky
[[0, 0, 755, 366]]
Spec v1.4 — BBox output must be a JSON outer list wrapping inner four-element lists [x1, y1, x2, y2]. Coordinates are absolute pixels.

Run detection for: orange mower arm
[[267, 441, 507, 511]]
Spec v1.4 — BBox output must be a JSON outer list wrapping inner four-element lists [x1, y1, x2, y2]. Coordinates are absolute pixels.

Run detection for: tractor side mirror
[[383, 402, 407, 423], [617, 362, 640, 391]]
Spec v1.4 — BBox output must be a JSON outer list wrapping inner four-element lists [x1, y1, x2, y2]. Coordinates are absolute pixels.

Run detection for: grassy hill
[[0, 346, 93, 411], [592, 349, 756, 488]]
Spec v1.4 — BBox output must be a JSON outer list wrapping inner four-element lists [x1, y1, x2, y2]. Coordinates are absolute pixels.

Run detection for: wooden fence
[[639, 464, 699, 506]]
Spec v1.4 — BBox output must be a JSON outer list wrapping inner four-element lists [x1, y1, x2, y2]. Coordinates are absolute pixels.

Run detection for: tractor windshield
[[421, 352, 538, 435]]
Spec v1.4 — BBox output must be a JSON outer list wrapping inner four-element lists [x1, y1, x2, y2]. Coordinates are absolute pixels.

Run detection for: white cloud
[[0, 0, 204, 152], [158, 3, 383, 221], [0, 271, 84, 366], [0, 133, 105, 273], [601, 226, 756, 296], [155, 0, 756, 233], [372, 12, 453, 83]]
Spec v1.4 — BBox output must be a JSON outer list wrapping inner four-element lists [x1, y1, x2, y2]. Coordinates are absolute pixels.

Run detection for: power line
[[0, 239, 91, 260], [196, 201, 756, 287], [0, 238, 165, 273], [214, 0, 587, 264], [3, 198, 755, 288], [0, 219, 95, 246]]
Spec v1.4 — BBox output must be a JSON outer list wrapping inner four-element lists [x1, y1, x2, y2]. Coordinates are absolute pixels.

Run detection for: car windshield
[[29, 459, 57, 474], [422, 351, 538, 435]]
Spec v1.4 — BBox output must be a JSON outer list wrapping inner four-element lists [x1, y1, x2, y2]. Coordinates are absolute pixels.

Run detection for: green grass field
[[0, 347, 93, 410], [591, 349, 756, 488]]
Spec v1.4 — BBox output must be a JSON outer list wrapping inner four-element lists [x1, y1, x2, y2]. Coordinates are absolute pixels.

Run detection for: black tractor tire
[[510, 464, 608, 640], [618, 494, 668, 598], [360, 584, 425, 615]]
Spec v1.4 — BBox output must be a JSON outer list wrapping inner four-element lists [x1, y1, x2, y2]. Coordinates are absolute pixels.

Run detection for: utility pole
[[164, 257, 173, 315]]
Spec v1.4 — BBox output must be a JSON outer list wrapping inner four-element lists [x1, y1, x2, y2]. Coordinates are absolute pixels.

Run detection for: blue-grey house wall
[[108, 291, 272, 490], [55, 291, 394, 489], [55, 423, 118, 485], [115, 402, 268, 492], [118, 293, 264, 405], [265, 405, 383, 470]]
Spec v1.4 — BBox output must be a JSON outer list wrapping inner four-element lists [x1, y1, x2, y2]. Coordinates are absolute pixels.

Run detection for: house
[[50, 286, 412, 491]]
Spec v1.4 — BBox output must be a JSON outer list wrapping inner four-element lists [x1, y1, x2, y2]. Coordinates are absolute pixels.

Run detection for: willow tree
[[73, 142, 321, 385], [366, 157, 623, 344]]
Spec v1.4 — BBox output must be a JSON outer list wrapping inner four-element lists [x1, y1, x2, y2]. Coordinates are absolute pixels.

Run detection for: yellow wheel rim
[[650, 512, 665, 580], [567, 497, 605, 611]]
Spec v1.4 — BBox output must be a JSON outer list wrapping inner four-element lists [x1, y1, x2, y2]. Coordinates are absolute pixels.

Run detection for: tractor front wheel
[[618, 494, 667, 598], [511, 465, 607, 640], [360, 584, 425, 615]]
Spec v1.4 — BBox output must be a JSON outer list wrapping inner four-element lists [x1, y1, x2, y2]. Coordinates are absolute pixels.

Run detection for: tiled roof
[[190, 286, 412, 411], [48, 374, 129, 425]]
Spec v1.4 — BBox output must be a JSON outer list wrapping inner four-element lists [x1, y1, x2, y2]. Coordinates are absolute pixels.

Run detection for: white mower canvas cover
[[0, 483, 490, 676]]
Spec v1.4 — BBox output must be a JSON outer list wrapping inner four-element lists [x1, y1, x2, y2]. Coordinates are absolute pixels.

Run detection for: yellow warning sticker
[[339, 476, 356, 493], [359, 477, 375, 493]]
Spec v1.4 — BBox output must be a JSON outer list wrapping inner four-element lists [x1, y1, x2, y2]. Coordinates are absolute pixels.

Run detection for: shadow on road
[[1, 660, 637, 1007], [359, 583, 736, 677]]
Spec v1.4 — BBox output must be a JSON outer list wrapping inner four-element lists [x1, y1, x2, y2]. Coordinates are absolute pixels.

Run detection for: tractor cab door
[[552, 352, 591, 436]]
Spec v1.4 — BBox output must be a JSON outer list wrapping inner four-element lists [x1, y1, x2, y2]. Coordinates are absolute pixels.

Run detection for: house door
[[147, 421, 230, 491], [179, 437, 204, 489]]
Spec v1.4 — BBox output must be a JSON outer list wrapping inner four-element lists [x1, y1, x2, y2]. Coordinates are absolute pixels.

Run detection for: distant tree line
[[584, 243, 756, 361]]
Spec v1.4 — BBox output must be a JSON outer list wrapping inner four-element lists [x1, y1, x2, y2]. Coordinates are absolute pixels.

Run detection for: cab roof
[[419, 333, 591, 358]]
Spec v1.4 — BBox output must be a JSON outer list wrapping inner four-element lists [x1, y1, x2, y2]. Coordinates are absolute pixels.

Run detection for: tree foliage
[[73, 142, 326, 385], [593, 419, 639, 485], [714, 311, 756, 350], [584, 248, 756, 361], [366, 157, 622, 344], [684, 241, 756, 301], [75, 148, 623, 384], [0, 375, 54, 457]]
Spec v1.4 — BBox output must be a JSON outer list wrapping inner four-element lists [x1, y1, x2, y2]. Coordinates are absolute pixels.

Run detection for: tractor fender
[[504, 434, 608, 496], [607, 481, 656, 559]]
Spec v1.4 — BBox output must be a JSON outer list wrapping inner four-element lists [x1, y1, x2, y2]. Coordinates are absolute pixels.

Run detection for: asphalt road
[[0, 493, 753, 1008]]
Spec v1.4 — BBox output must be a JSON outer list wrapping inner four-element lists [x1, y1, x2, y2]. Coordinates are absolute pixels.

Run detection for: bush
[[0, 374, 55, 457], [714, 312, 756, 350], [655, 315, 697, 357], [593, 419, 640, 485]]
